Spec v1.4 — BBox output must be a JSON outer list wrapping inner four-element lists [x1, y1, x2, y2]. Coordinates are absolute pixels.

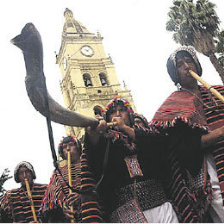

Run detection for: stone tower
[[56, 8, 136, 138]]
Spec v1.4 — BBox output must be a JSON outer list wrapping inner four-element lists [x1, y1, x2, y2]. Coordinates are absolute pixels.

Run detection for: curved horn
[[11, 23, 98, 128]]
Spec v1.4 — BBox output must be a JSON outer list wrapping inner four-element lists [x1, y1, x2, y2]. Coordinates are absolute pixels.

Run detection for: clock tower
[[56, 8, 136, 139]]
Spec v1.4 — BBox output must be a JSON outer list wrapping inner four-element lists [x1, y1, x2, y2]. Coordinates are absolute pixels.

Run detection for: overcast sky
[[0, 0, 224, 190]]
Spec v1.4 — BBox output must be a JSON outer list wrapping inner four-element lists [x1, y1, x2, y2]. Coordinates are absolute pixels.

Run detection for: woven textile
[[166, 151, 211, 222], [124, 155, 143, 178], [80, 147, 103, 222], [41, 147, 102, 222], [41, 163, 81, 212], [200, 85, 224, 204], [113, 179, 167, 212], [151, 90, 207, 132], [110, 199, 147, 223], [0, 183, 47, 223], [152, 86, 216, 222]]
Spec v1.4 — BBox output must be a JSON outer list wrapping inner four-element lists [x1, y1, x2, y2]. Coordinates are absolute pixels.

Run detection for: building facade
[[57, 8, 136, 138]]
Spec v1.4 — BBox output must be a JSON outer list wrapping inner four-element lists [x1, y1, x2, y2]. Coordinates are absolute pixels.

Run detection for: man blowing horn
[[85, 97, 178, 222]]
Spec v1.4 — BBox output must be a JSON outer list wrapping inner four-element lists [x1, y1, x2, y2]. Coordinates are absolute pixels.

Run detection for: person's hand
[[62, 192, 80, 221], [201, 125, 224, 149], [210, 125, 224, 143], [111, 116, 135, 139], [86, 115, 107, 136], [86, 115, 108, 145]]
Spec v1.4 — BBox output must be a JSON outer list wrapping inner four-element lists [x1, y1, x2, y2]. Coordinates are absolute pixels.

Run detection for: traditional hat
[[103, 96, 134, 124], [167, 46, 202, 85], [14, 161, 36, 183], [58, 135, 81, 159]]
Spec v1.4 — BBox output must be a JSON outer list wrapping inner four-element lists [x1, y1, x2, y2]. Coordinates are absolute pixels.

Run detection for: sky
[[0, 0, 224, 190]]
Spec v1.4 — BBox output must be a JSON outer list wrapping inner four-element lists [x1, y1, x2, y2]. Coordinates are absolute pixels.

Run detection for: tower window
[[99, 73, 108, 86], [83, 73, 93, 87]]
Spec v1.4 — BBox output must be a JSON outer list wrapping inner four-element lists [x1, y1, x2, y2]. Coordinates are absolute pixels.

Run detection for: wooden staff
[[189, 70, 224, 103], [67, 151, 75, 223], [24, 178, 37, 222]]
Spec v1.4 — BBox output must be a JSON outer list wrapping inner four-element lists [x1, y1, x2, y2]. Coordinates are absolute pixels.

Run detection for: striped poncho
[[200, 86, 224, 200], [0, 183, 47, 223], [40, 147, 103, 223], [151, 85, 224, 222], [151, 86, 224, 222]]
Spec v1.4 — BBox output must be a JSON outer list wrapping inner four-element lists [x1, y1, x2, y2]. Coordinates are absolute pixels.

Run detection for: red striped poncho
[[200, 86, 224, 199], [151, 85, 224, 222], [41, 147, 103, 222], [0, 183, 47, 223]]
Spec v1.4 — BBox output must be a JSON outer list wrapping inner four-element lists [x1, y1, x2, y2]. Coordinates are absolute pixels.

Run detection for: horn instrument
[[11, 23, 119, 128], [24, 178, 38, 222], [11, 23, 98, 128], [189, 70, 224, 103], [107, 121, 117, 126], [67, 151, 75, 223], [11, 23, 121, 129]]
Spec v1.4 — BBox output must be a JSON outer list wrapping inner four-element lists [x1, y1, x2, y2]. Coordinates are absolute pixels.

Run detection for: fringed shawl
[[151, 90, 208, 132], [153, 86, 224, 202], [41, 163, 81, 212], [151, 86, 216, 222], [0, 183, 47, 223]]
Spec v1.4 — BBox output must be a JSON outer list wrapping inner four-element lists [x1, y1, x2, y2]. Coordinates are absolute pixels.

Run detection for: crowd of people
[[0, 46, 224, 222]]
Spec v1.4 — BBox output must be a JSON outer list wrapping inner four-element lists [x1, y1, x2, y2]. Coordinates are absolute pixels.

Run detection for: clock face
[[81, 45, 94, 57]]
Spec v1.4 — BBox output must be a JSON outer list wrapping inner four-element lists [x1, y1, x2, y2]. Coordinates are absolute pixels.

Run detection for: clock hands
[[81, 45, 94, 56]]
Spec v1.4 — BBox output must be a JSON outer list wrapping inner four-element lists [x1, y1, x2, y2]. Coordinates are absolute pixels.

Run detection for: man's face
[[109, 105, 131, 126], [176, 56, 198, 89], [18, 166, 33, 186], [62, 141, 80, 163]]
